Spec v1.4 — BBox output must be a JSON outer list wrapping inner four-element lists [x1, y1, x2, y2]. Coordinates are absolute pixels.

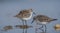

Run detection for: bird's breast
[[22, 12, 32, 20]]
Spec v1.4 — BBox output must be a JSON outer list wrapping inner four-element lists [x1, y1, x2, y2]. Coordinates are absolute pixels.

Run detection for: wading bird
[[14, 9, 36, 25], [31, 15, 57, 33]]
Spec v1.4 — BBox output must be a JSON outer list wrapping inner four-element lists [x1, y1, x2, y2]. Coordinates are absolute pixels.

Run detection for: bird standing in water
[[14, 9, 35, 33], [14, 9, 35, 25], [31, 15, 58, 33]]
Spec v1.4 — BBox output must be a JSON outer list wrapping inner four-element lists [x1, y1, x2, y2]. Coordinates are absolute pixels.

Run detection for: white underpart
[[41, 22, 48, 24], [22, 12, 33, 20], [36, 21, 48, 24]]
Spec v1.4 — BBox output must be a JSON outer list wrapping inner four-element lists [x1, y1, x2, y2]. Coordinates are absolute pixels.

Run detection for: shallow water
[[0, 0, 60, 33]]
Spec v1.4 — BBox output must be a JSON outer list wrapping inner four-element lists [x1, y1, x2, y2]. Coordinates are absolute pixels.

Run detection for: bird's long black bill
[[33, 12, 36, 15], [31, 20, 34, 24]]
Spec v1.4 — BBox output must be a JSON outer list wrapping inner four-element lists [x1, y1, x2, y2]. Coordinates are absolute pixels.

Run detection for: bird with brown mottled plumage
[[31, 15, 58, 33], [31, 15, 57, 24], [14, 9, 36, 26]]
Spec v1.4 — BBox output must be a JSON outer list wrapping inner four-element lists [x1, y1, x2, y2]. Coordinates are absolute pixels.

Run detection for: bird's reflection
[[54, 24, 60, 31], [1, 25, 13, 31], [15, 25, 33, 33]]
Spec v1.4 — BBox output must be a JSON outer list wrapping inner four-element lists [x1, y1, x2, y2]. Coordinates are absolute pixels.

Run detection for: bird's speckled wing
[[36, 15, 52, 22]]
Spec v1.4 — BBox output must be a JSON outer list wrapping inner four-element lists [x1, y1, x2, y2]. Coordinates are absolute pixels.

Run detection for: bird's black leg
[[25, 20, 27, 33], [35, 28, 38, 33], [22, 20, 24, 25], [33, 12, 36, 15], [25, 20, 27, 25], [40, 24, 43, 29], [25, 29, 27, 33], [22, 20, 24, 33], [39, 24, 44, 32], [39, 24, 43, 29], [23, 29, 24, 33], [45, 24, 47, 33]]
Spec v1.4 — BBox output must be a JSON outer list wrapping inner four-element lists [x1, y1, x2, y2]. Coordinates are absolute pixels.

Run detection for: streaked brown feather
[[16, 9, 32, 18], [34, 15, 56, 22]]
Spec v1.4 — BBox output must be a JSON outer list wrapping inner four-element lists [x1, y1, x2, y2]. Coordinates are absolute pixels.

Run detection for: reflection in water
[[54, 24, 60, 31], [1, 25, 13, 31], [15, 25, 33, 33], [35, 24, 46, 33]]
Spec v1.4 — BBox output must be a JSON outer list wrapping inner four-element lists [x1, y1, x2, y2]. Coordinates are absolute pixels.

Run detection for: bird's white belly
[[36, 21, 48, 25], [22, 13, 32, 20], [41, 22, 48, 24]]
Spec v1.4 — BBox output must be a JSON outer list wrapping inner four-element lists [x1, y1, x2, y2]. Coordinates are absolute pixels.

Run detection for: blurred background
[[0, 0, 60, 33]]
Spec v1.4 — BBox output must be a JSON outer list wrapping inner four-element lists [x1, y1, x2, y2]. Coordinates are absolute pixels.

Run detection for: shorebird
[[15, 25, 33, 33], [1, 25, 13, 31], [31, 15, 58, 33], [14, 9, 36, 25]]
